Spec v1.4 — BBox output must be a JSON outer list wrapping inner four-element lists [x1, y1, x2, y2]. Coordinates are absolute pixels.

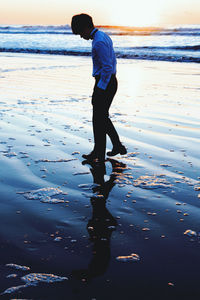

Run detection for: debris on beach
[[183, 229, 197, 237], [116, 253, 140, 262], [22, 273, 68, 284], [142, 227, 150, 231], [1, 284, 28, 295], [71, 151, 80, 155], [71, 239, 77, 243], [160, 164, 172, 167], [1, 273, 68, 295], [78, 183, 100, 190], [19, 187, 67, 203], [35, 158, 77, 163], [81, 192, 104, 199], [54, 237, 63, 242], [3, 152, 17, 158], [6, 263, 30, 271], [168, 282, 175, 287], [40, 167, 48, 172], [41, 198, 65, 204], [194, 185, 200, 191], [133, 175, 172, 189], [147, 212, 157, 216], [6, 274, 18, 278], [126, 152, 140, 157], [73, 171, 90, 176], [19, 151, 29, 158]]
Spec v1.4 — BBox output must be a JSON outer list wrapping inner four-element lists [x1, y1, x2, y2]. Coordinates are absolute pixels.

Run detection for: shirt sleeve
[[94, 41, 113, 90]]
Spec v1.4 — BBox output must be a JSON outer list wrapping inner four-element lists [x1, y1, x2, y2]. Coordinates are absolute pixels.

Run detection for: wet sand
[[0, 52, 200, 299]]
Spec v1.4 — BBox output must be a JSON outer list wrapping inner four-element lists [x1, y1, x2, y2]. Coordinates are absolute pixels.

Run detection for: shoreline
[[0, 53, 200, 299], [1, 50, 200, 64]]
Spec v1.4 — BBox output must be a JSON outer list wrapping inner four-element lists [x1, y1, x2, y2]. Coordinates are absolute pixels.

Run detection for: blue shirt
[[91, 28, 117, 90]]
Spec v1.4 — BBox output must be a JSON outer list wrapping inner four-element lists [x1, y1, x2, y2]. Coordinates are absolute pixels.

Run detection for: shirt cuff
[[97, 75, 111, 90], [97, 80, 107, 90]]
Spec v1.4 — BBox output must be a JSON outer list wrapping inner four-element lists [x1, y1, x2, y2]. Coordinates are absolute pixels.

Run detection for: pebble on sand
[[116, 253, 140, 262], [183, 229, 197, 237]]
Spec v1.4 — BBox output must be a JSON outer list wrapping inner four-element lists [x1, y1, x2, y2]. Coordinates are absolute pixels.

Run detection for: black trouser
[[92, 74, 120, 160]]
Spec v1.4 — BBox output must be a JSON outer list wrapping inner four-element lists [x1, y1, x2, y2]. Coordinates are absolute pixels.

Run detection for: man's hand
[[93, 86, 106, 98], [95, 86, 106, 94], [92, 86, 107, 105]]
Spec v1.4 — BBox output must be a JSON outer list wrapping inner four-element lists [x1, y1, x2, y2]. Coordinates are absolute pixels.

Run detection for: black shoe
[[107, 144, 127, 157], [82, 151, 97, 160], [82, 159, 105, 167]]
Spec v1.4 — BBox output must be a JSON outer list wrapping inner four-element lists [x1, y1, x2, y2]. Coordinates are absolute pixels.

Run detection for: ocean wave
[[0, 31, 72, 35], [172, 45, 200, 51], [0, 47, 90, 56], [0, 24, 70, 30], [0, 46, 199, 63], [125, 45, 200, 51]]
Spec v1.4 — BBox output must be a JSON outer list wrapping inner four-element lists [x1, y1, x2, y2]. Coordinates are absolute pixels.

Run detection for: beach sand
[[0, 52, 200, 299]]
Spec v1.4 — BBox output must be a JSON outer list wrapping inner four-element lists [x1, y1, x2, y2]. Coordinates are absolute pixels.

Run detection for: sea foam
[[19, 187, 67, 203]]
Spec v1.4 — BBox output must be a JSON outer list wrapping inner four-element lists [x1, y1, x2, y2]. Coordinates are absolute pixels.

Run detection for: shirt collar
[[90, 28, 98, 39]]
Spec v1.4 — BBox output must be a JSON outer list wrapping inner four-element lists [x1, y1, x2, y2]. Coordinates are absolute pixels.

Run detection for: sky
[[0, 0, 200, 27]]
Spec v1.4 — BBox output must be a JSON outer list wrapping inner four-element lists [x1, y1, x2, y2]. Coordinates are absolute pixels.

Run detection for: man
[[71, 13, 127, 162]]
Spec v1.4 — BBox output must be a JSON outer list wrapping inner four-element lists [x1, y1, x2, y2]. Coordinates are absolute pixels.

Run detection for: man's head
[[71, 13, 94, 40]]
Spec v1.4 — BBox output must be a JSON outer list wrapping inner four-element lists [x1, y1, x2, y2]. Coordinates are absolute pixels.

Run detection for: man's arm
[[94, 41, 113, 91]]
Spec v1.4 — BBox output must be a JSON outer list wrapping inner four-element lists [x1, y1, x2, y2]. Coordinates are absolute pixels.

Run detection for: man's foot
[[107, 144, 127, 157], [82, 151, 106, 163], [82, 151, 97, 160]]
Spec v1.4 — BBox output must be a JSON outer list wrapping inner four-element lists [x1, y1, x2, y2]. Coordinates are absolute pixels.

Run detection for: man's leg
[[92, 93, 107, 161], [105, 76, 121, 147], [82, 78, 107, 161], [106, 119, 120, 146], [105, 76, 127, 156], [83, 75, 126, 161]]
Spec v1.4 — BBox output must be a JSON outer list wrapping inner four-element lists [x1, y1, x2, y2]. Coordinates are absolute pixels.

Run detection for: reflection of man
[[71, 14, 127, 162], [72, 159, 126, 281]]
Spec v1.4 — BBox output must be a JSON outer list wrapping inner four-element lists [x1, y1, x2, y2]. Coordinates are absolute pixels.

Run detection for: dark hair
[[71, 13, 94, 34]]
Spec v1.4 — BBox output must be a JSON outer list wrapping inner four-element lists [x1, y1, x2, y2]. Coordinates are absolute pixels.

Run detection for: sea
[[0, 24, 200, 63]]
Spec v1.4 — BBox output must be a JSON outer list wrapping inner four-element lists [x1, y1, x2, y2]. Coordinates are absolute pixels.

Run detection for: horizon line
[[0, 23, 200, 28]]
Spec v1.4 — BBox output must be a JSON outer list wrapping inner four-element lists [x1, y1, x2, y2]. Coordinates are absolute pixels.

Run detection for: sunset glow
[[110, 2, 162, 27], [0, 0, 199, 26]]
